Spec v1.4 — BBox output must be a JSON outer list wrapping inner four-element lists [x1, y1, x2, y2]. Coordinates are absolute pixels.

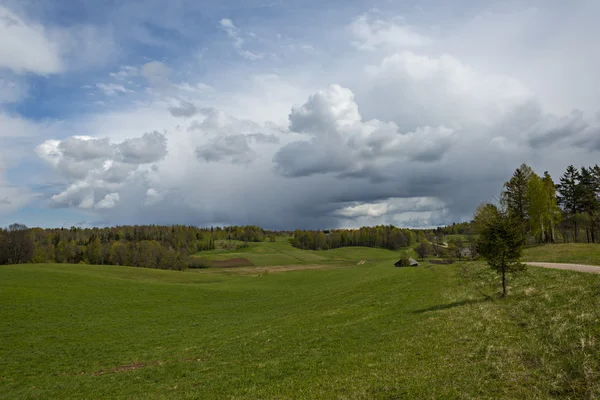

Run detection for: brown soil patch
[[210, 258, 254, 268], [218, 264, 338, 275]]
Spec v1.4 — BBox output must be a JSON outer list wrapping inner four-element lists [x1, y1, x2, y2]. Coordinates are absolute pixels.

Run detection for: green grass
[[2, 241, 600, 398], [194, 237, 401, 266], [523, 243, 600, 266]]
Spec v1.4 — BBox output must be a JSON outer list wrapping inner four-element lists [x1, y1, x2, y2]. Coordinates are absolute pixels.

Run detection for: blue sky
[[1, 0, 599, 229]]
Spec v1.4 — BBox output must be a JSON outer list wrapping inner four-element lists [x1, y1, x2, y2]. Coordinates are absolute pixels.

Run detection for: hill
[[2, 242, 600, 398], [192, 237, 402, 268]]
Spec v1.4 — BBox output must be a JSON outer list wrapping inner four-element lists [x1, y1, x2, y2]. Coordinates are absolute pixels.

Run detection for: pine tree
[[542, 172, 561, 243], [475, 205, 526, 298], [557, 165, 581, 241], [578, 167, 599, 242]]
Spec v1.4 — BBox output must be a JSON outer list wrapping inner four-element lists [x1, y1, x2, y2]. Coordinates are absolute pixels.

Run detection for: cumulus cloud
[[118, 131, 168, 164], [35, 132, 167, 210], [96, 192, 120, 209], [275, 84, 457, 177]]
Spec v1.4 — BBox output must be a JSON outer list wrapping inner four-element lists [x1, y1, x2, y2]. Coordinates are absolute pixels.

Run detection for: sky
[[1, 0, 600, 230]]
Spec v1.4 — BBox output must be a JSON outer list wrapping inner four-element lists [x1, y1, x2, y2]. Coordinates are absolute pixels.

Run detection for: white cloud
[[359, 51, 533, 128], [335, 202, 390, 218], [96, 192, 120, 209], [349, 12, 431, 51], [0, 112, 46, 137], [219, 18, 264, 60], [96, 83, 132, 95], [36, 132, 167, 210], [175, 82, 214, 93], [0, 6, 62, 74], [110, 66, 139, 79], [0, 5, 116, 75]]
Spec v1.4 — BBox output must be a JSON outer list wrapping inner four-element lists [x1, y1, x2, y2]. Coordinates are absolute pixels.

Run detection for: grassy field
[[193, 237, 402, 267], [523, 243, 600, 266], [2, 241, 600, 398]]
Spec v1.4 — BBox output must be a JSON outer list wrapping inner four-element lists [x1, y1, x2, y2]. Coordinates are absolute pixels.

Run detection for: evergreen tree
[[475, 205, 526, 298], [557, 165, 581, 241], [578, 167, 599, 242], [541, 172, 561, 242]]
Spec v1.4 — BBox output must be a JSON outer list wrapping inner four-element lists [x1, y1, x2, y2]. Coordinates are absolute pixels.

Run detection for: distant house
[[395, 257, 419, 267], [460, 248, 472, 259]]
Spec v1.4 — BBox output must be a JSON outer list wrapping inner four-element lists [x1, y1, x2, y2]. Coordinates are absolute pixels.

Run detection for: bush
[[395, 257, 411, 267]]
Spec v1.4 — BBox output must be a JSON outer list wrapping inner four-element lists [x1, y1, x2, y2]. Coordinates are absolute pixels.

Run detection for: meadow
[[2, 240, 600, 399]]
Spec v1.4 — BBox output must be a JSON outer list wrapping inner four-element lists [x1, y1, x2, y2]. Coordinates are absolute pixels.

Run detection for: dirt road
[[526, 262, 600, 274]]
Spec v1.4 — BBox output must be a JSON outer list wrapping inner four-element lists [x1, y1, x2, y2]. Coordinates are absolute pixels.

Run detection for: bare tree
[[415, 242, 430, 261]]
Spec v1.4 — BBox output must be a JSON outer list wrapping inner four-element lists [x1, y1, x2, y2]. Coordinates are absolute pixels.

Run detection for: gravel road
[[526, 262, 600, 274]]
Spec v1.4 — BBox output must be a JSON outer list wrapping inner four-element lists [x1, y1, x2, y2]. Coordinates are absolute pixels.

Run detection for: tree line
[[0, 224, 275, 269], [291, 226, 416, 251], [500, 163, 600, 244]]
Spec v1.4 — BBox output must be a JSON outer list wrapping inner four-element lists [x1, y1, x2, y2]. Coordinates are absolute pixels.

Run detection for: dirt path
[[526, 262, 600, 274]]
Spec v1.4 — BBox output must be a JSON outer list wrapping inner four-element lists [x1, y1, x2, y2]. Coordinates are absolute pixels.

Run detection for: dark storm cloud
[[527, 109, 588, 148], [273, 139, 353, 177]]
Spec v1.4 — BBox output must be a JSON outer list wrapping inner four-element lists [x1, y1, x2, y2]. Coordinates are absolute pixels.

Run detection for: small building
[[460, 248, 472, 258], [395, 257, 419, 267]]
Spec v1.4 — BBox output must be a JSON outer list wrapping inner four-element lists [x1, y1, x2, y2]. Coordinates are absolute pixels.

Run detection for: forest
[[0, 225, 275, 269]]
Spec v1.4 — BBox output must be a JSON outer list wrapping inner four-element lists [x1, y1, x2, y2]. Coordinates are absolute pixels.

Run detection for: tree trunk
[[540, 220, 545, 243]]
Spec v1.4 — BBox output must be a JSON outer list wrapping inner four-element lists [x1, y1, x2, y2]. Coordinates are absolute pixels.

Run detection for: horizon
[[1, 0, 599, 230]]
